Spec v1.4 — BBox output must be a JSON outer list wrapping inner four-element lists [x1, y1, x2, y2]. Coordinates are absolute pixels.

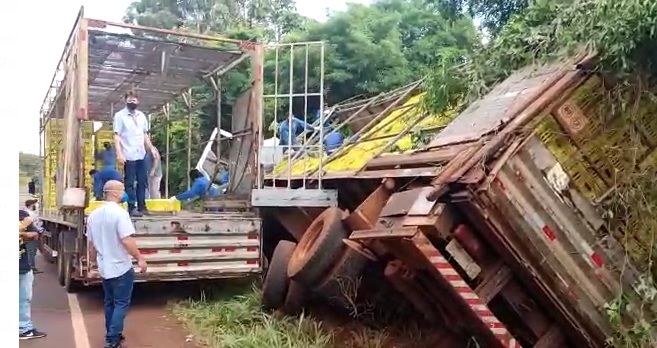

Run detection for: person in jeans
[[19, 210, 47, 340], [113, 91, 159, 217], [87, 180, 148, 348], [21, 199, 44, 273], [171, 169, 227, 202], [144, 146, 162, 199]]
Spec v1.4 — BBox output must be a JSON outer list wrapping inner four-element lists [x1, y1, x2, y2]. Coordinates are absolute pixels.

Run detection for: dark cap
[[19, 209, 29, 220]]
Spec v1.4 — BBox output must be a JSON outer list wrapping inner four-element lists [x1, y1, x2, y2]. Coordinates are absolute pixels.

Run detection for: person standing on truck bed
[[144, 146, 162, 199], [87, 180, 148, 348], [113, 91, 159, 217]]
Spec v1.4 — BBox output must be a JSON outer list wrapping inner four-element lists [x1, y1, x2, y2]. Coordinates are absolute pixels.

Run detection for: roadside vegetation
[[171, 281, 405, 348]]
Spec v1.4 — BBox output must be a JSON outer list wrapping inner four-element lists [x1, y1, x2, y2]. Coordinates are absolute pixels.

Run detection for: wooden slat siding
[[455, 197, 603, 347]]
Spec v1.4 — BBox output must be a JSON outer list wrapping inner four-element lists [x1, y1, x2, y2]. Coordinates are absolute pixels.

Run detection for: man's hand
[[151, 147, 161, 160], [137, 258, 148, 273], [117, 152, 126, 165]]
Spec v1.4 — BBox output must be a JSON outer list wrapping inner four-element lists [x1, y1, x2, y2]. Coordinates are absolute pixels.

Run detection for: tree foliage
[[424, 1, 657, 345], [122, 0, 477, 192]]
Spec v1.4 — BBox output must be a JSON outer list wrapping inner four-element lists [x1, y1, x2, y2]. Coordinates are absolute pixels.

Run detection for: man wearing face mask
[[21, 199, 44, 273], [113, 91, 159, 217]]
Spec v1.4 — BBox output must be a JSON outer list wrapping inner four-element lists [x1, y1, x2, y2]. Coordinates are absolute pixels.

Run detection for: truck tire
[[315, 239, 376, 310], [63, 253, 79, 293], [287, 208, 348, 287], [56, 233, 66, 286], [280, 280, 306, 315], [262, 240, 296, 311]]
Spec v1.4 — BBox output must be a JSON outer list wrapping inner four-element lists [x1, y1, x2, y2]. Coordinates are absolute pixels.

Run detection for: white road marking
[[67, 293, 91, 348]]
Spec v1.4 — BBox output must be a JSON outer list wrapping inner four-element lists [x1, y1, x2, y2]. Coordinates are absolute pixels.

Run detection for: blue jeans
[[26, 240, 39, 269], [102, 268, 134, 345], [19, 271, 34, 334], [124, 159, 147, 212]]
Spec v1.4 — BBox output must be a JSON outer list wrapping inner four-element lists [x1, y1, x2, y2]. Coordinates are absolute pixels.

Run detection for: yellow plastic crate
[[146, 199, 181, 212], [85, 199, 181, 215], [85, 200, 128, 215]]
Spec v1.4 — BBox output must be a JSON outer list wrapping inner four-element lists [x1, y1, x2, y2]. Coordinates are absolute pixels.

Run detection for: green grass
[[170, 281, 394, 348]]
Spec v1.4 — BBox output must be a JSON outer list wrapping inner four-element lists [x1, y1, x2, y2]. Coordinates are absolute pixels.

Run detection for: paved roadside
[[20, 255, 203, 348]]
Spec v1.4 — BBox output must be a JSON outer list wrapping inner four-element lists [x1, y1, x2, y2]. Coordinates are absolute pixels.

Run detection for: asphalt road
[[19, 255, 204, 348]]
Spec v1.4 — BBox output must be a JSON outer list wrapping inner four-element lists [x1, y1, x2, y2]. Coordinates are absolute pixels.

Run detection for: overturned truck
[[255, 54, 657, 347]]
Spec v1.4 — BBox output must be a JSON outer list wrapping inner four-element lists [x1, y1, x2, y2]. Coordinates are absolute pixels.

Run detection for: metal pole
[[164, 103, 170, 198], [216, 75, 222, 182], [287, 44, 294, 189], [318, 42, 325, 189], [272, 46, 279, 187], [303, 43, 309, 189], [186, 89, 193, 189]]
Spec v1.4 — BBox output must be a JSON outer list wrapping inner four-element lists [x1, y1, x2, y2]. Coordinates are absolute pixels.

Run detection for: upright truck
[[38, 8, 265, 291]]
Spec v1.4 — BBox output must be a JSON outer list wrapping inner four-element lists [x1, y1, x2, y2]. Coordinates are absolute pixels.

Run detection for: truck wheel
[[56, 234, 66, 286], [288, 208, 348, 287], [315, 239, 376, 310], [63, 253, 79, 293], [280, 280, 306, 315], [262, 241, 296, 311], [39, 231, 55, 264]]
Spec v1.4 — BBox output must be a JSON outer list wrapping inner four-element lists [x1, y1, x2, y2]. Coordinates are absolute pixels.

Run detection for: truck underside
[[255, 53, 657, 347]]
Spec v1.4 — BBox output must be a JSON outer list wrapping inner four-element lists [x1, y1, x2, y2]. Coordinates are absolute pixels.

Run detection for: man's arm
[[150, 149, 161, 176], [88, 240, 97, 265], [117, 212, 147, 273], [142, 113, 159, 158], [113, 115, 125, 164]]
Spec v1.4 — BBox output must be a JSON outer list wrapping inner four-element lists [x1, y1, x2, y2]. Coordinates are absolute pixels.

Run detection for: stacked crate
[[43, 119, 95, 210]]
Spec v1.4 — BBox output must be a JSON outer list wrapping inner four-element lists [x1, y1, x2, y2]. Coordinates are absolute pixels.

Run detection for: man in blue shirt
[[96, 142, 117, 169], [172, 169, 228, 202], [324, 130, 344, 155], [278, 113, 317, 148], [90, 169, 123, 200]]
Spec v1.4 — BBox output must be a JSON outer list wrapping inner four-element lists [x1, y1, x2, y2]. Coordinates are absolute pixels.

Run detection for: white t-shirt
[[86, 202, 135, 279], [113, 107, 149, 161]]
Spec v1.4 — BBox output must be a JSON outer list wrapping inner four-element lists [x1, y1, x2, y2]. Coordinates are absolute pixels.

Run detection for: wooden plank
[[475, 263, 512, 304], [365, 144, 474, 169], [251, 188, 338, 207], [445, 239, 481, 280], [534, 324, 566, 348], [350, 226, 419, 241], [499, 281, 552, 340]]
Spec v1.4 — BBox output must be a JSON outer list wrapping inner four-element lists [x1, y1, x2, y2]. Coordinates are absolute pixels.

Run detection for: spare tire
[[262, 240, 296, 311], [315, 239, 377, 310], [288, 207, 349, 287]]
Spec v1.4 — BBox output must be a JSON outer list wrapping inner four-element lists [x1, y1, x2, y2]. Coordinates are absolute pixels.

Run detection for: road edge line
[[67, 293, 91, 348]]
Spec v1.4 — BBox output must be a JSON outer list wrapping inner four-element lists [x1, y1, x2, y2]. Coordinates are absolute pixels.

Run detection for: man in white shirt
[[87, 180, 147, 348], [113, 91, 159, 217]]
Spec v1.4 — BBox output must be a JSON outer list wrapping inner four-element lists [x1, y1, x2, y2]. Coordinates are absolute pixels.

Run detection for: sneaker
[[104, 339, 124, 348], [129, 209, 143, 218], [19, 329, 47, 340]]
